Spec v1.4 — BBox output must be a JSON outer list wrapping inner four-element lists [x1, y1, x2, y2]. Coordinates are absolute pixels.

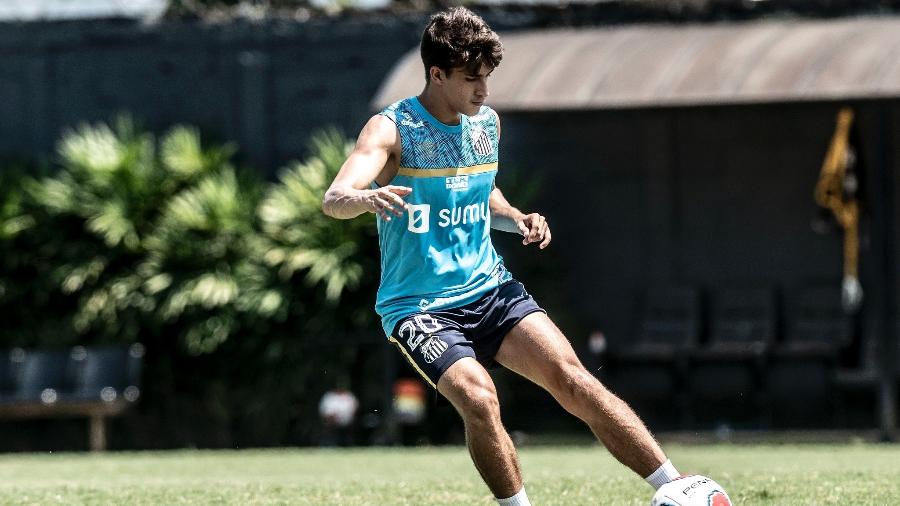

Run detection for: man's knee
[[457, 383, 502, 425], [548, 360, 603, 405], [439, 361, 503, 426]]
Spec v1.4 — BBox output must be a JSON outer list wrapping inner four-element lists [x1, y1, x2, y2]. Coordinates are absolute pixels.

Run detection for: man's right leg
[[437, 357, 523, 500], [495, 313, 678, 488]]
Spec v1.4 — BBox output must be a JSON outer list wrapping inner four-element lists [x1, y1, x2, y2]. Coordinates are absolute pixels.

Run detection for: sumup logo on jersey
[[407, 204, 430, 233], [406, 201, 489, 233]]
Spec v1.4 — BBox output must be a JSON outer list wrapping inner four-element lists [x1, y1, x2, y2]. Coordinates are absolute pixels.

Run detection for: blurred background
[[0, 0, 897, 452]]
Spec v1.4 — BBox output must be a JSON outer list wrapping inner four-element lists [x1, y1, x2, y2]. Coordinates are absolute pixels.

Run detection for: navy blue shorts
[[388, 280, 545, 388]]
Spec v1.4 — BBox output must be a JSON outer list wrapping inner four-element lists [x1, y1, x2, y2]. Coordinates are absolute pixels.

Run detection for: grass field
[[0, 443, 898, 504]]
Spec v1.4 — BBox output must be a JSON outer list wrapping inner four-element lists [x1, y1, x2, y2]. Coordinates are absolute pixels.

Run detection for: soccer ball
[[651, 475, 732, 506]]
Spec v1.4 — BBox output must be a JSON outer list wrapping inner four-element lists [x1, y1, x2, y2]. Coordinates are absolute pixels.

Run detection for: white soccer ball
[[651, 475, 732, 506]]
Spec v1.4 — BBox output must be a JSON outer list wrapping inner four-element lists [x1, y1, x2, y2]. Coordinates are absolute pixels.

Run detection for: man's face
[[437, 63, 493, 116]]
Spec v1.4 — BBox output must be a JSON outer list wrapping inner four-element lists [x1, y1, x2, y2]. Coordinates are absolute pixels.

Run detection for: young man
[[322, 7, 680, 505]]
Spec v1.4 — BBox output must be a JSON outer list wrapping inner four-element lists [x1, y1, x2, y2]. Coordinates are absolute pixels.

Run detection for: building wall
[[499, 102, 897, 359], [0, 18, 423, 174]]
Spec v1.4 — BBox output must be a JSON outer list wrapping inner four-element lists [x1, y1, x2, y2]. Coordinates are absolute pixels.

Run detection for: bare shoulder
[[357, 114, 400, 155], [348, 114, 401, 186]]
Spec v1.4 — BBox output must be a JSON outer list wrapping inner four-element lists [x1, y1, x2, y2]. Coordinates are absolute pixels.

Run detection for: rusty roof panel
[[372, 17, 900, 110]]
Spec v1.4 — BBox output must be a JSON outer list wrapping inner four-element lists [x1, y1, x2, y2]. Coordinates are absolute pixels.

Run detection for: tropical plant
[[259, 128, 375, 306], [141, 166, 265, 354], [0, 119, 384, 447], [25, 116, 238, 343], [221, 128, 380, 445], [0, 167, 35, 242], [0, 167, 43, 344]]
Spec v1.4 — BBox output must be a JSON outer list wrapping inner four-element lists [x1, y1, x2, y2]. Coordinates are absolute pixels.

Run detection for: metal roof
[[373, 16, 900, 110]]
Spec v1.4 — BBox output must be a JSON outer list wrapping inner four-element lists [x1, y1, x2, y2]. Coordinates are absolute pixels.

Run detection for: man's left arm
[[489, 187, 551, 249]]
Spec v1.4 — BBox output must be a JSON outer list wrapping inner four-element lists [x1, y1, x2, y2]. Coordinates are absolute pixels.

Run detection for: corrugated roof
[[373, 17, 900, 110]]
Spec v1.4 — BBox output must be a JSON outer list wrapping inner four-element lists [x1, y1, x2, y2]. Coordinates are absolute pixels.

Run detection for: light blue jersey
[[374, 96, 511, 337]]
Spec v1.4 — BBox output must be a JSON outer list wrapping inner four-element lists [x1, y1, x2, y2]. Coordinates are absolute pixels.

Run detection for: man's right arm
[[322, 115, 411, 220]]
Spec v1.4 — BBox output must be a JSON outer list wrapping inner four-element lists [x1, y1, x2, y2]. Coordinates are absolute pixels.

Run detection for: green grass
[[0, 443, 897, 504]]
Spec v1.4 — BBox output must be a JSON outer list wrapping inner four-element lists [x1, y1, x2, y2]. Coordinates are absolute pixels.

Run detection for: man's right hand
[[365, 185, 412, 221]]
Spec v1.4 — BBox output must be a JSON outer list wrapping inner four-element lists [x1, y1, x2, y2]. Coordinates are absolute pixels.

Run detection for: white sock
[[497, 486, 531, 506], [644, 459, 680, 490]]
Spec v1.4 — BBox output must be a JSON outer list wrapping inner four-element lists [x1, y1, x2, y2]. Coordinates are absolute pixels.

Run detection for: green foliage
[[0, 117, 380, 446], [0, 168, 35, 241], [14, 117, 356, 352], [21, 117, 243, 344], [0, 165, 80, 346], [0, 168, 36, 308], [142, 167, 263, 354], [259, 128, 374, 303], [46, 117, 154, 251]]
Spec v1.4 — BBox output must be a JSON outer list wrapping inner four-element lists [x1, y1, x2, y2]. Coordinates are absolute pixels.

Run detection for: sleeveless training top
[[374, 96, 512, 337]]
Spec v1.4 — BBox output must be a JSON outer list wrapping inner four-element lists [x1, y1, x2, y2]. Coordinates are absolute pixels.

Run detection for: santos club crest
[[470, 126, 493, 156], [420, 335, 449, 364]]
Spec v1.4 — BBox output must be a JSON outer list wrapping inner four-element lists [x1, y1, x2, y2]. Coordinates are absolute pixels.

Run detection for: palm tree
[[142, 166, 265, 354], [258, 128, 376, 305], [26, 116, 237, 342]]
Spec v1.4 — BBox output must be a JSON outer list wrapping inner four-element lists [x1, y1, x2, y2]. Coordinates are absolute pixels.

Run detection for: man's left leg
[[494, 312, 677, 486]]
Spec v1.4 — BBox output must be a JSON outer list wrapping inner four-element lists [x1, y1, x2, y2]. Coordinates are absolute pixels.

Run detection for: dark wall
[[673, 105, 840, 283], [0, 18, 423, 174], [496, 109, 669, 342], [499, 101, 898, 360]]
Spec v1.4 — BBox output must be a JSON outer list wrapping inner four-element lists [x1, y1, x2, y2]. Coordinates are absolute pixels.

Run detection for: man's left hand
[[516, 213, 551, 249]]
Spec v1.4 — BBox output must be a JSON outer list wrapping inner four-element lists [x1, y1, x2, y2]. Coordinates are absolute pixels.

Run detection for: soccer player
[[322, 7, 681, 505]]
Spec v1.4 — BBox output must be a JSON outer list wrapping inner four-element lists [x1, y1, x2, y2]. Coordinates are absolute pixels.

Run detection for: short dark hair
[[420, 7, 503, 82]]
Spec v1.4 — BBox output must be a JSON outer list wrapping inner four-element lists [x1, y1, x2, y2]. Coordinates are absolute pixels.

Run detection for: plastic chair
[[11, 349, 75, 404], [689, 287, 776, 428], [611, 286, 701, 430], [68, 344, 144, 403]]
